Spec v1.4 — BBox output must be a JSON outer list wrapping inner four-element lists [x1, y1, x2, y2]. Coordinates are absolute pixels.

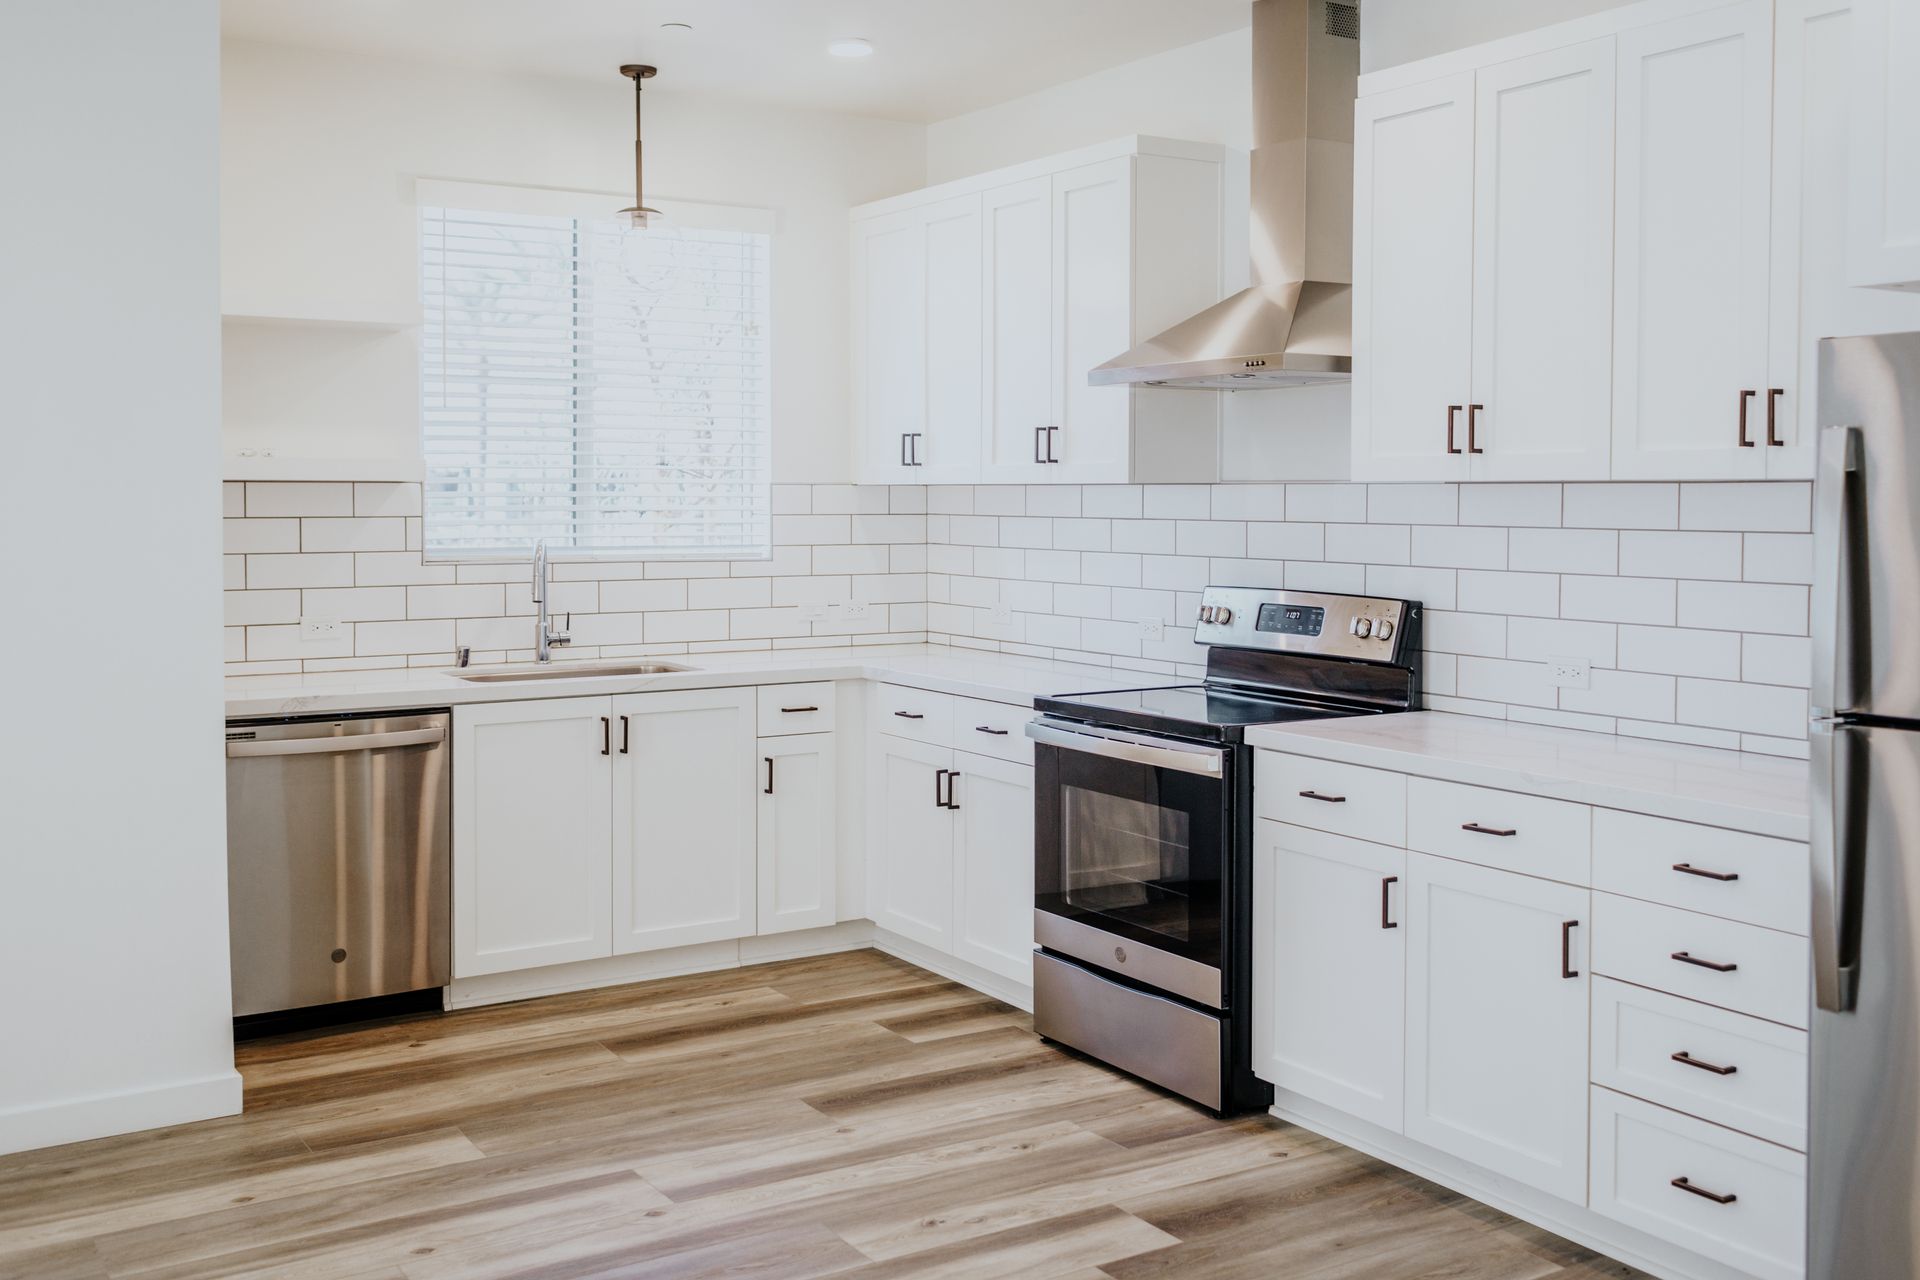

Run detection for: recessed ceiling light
[[827, 37, 874, 58]]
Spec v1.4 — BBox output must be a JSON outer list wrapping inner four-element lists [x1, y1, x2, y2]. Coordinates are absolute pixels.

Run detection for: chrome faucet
[[532, 540, 571, 662]]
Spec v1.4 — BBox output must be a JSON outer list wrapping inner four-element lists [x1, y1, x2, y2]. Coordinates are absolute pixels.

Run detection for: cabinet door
[[979, 176, 1056, 482], [452, 698, 612, 977], [757, 733, 838, 935], [919, 194, 985, 484], [1252, 823, 1407, 1132], [610, 687, 757, 954], [1468, 40, 1616, 481], [1352, 73, 1476, 482], [1769, 0, 1920, 478], [851, 209, 925, 484], [867, 734, 955, 949], [1846, 0, 1920, 290], [1405, 853, 1590, 1203], [1612, 2, 1774, 479], [950, 751, 1035, 986], [1049, 157, 1134, 484]]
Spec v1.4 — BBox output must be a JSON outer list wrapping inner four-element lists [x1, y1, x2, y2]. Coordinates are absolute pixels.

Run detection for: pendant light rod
[[618, 63, 659, 228]]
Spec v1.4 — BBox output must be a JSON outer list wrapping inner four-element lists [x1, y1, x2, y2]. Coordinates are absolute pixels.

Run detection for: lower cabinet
[[452, 697, 615, 977], [869, 734, 958, 949], [1252, 821, 1407, 1131], [757, 733, 838, 934], [1404, 852, 1591, 1204]]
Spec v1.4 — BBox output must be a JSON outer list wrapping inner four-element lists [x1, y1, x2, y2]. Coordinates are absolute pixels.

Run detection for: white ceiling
[[220, 0, 1253, 123]]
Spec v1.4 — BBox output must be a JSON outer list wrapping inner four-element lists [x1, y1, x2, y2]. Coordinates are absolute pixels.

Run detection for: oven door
[[1028, 717, 1230, 1008]]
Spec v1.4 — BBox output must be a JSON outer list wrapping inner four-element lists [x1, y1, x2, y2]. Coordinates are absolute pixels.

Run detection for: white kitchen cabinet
[[1610, 1, 1776, 480], [1252, 821, 1407, 1132], [1467, 40, 1616, 481], [1351, 73, 1476, 483], [1404, 852, 1590, 1204], [610, 687, 758, 954], [1046, 158, 1134, 483], [1846, 0, 1920, 290], [868, 733, 957, 950], [452, 698, 613, 977], [1769, 0, 1920, 477], [949, 750, 1036, 986], [851, 209, 924, 484], [919, 195, 985, 483], [980, 176, 1057, 482], [757, 733, 838, 935]]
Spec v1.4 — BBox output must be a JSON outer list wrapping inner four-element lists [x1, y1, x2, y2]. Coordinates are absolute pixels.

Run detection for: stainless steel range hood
[[1091, 0, 1358, 390]]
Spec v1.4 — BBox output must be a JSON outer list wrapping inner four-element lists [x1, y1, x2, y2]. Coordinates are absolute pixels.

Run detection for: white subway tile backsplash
[[1024, 485, 1081, 517], [224, 589, 300, 627], [1144, 485, 1211, 520], [1246, 522, 1324, 561], [1676, 580, 1809, 634], [600, 579, 689, 613], [223, 483, 245, 518], [1081, 485, 1142, 519], [246, 553, 355, 590], [1052, 518, 1112, 552], [1024, 550, 1081, 582], [1081, 552, 1144, 588], [1507, 617, 1617, 667], [812, 544, 891, 576], [1457, 570, 1558, 618], [1559, 668, 1675, 722], [690, 578, 773, 610], [353, 482, 422, 517], [772, 514, 851, 545], [1616, 625, 1742, 679], [1112, 519, 1176, 555], [1425, 610, 1507, 658], [1209, 484, 1288, 520], [1284, 561, 1367, 593], [301, 517, 407, 553], [1681, 482, 1810, 532], [1412, 525, 1507, 570], [1677, 678, 1809, 739], [1618, 531, 1741, 581], [305, 586, 410, 621], [1560, 574, 1674, 625], [1141, 555, 1208, 592], [245, 481, 354, 518], [1285, 483, 1367, 523], [1365, 565, 1457, 611], [1457, 656, 1557, 708], [356, 619, 454, 658], [224, 518, 300, 554], [997, 516, 1053, 549], [1459, 484, 1561, 528], [1742, 633, 1811, 687], [1369, 484, 1456, 525], [1207, 558, 1287, 589], [1743, 532, 1814, 584], [1176, 521, 1245, 558], [1327, 523, 1409, 565], [248, 623, 352, 661], [1508, 528, 1617, 576], [973, 486, 1027, 516], [1563, 483, 1677, 529], [1055, 584, 1112, 618]]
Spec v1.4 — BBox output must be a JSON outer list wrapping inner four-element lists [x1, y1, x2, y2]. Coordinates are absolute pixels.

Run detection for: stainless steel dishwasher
[[224, 711, 451, 1017]]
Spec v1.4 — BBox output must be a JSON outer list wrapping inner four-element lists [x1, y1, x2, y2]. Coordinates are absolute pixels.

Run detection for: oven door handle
[[1024, 720, 1225, 777]]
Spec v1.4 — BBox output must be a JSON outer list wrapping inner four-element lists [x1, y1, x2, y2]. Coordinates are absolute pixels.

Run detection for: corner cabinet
[[1846, 0, 1920, 290], [852, 136, 1224, 486]]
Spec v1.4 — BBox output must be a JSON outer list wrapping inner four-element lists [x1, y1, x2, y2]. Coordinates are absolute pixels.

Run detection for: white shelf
[[224, 456, 425, 483], [221, 305, 421, 331]]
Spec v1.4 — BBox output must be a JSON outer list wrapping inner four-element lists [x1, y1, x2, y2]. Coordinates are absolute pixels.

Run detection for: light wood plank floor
[[1, 950, 1650, 1279]]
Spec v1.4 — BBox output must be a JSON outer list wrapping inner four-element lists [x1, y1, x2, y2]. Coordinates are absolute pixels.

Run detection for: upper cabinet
[[852, 137, 1224, 486], [1353, 0, 1920, 484], [1846, 0, 1920, 290]]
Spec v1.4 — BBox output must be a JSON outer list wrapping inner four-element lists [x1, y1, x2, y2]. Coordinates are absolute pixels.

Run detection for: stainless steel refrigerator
[[1809, 332, 1920, 1280]]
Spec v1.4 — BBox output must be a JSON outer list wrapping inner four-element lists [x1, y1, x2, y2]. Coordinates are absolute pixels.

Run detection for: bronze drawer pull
[[1672, 950, 1739, 973], [975, 725, 1010, 735], [1766, 388, 1785, 446], [1446, 405, 1463, 455], [1673, 862, 1739, 882], [1738, 388, 1756, 446], [893, 710, 925, 720], [1672, 1051, 1738, 1076], [780, 705, 819, 714], [1298, 790, 1346, 803], [1562, 920, 1580, 979], [1462, 822, 1516, 837], [1671, 1177, 1737, 1205], [1382, 876, 1399, 930]]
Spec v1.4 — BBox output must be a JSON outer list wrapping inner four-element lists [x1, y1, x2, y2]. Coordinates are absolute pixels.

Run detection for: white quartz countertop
[[224, 644, 1150, 720], [1246, 712, 1810, 841]]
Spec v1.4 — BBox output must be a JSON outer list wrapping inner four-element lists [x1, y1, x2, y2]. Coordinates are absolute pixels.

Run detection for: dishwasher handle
[[225, 725, 445, 758]]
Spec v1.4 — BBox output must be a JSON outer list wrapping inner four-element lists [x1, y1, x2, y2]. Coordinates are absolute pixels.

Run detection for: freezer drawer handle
[[1672, 862, 1739, 882], [1671, 1177, 1737, 1206], [1298, 790, 1346, 803], [1462, 822, 1517, 837], [1671, 1051, 1738, 1076], [225, 726, 444, 758], [1671, 950, 1738, 973]]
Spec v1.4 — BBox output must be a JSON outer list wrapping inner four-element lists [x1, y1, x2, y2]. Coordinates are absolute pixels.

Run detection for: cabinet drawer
[[1592, 977, 1808, 1150], [873, 683, 952, 746], [757, 682, 837, 736], [952, 695, 1034, 764], [1255, 753, 1406, 847], [1407, 777, 1590, 884], [1593, 809, 1808, 934], [1593, 894, 1810, 1029], [1590, 1087, 1806, 1280]]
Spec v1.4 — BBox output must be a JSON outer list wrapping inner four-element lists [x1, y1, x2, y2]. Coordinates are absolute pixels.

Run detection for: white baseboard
[[871, 929, 1034, 1013], [0, 1070, 243, 1158], [1270, 1090, 1756, 1280]]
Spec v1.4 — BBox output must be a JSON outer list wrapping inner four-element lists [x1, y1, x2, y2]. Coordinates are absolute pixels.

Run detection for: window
[[419, 181, 771, 560]]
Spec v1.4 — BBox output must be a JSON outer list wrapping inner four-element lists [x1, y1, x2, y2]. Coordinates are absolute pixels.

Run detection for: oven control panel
[[1193, 587, 1411, 661]]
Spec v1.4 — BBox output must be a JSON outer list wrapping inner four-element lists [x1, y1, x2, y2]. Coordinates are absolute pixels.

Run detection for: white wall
[[0, 0, 241, 1154], [221, 41, 926, 482]]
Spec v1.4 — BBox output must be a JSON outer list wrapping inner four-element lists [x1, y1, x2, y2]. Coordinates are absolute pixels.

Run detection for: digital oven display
[[1255, 603, 1326, 637]]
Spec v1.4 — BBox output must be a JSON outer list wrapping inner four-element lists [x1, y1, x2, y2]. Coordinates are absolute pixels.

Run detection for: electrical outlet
[[1137, 619, 1165, 642], [798, 603, 829, 622], [1547, 655, 1591, 689], [841, 601, 871, 621], [988, 602, 1013, 625], [299, 617, 343, 641]]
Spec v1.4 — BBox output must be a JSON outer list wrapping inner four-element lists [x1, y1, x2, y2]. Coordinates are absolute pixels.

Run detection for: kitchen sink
[[451, 660, 694, 683]]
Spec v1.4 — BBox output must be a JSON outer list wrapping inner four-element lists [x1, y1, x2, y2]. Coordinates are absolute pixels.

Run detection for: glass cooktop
[[1036, 684, 1381, 743]]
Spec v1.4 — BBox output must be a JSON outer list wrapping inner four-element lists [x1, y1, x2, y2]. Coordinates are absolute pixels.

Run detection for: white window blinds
[[420, 187, 771, 560]]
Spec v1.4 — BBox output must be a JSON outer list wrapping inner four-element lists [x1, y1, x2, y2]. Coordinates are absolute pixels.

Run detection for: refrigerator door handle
[[1812, 425, 1863, 717], [1811, 718, 1863, 1013]]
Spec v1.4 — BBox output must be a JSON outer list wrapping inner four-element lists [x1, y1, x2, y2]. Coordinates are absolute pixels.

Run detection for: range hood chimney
[[1091, 0, 1357, 390]]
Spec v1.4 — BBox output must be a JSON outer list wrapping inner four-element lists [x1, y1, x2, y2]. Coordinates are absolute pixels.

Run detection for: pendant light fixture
[[617, 63, 661, 229]]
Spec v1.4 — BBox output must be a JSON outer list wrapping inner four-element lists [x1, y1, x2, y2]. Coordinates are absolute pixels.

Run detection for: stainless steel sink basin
[[452, 660, 693, 683]]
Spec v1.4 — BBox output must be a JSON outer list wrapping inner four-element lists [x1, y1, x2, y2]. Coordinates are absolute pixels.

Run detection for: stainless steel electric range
[[1024, 585, 1422, 1114]]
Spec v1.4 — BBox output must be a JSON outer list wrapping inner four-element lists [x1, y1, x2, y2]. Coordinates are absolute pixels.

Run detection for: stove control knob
[[1199, 605, 1216, 623], [1351, 616, 1373, 638], [1214, 606, 1233, 625], [1376, 618, 1395, 641]]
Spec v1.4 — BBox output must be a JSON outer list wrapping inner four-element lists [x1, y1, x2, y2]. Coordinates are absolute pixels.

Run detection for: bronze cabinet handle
[[974, 725, 1009, 735], [893, 710, 925, 720], [1738, 388, 1756, 446], [780, 705, 819, 714], [1046, 425, 1060, 463], [934, 767, 947, 806], [1298, 789, 1347, 803], [942, 770, 961, 810], [601, 716, 611, 756], [1382, 876, 1399, 930], [619, 715, 630, 755], [1671, 1050, 1738, 1076], [1672, 950, 1738, 973], [901, 433, 911, 467], [1462, 822, 1517, 837], [1467, 403, 1485, 453], [1766, 388, 1785, 446], [910, 432, 923, 465], [764, 756, 774, 795], [1562, 920, 1580, 979], [1446, 405, 1463, 454], [1673, 862, 1739, 882], [1671, 1177, 1737, 1205], [1034, 426, 1047, 464]]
